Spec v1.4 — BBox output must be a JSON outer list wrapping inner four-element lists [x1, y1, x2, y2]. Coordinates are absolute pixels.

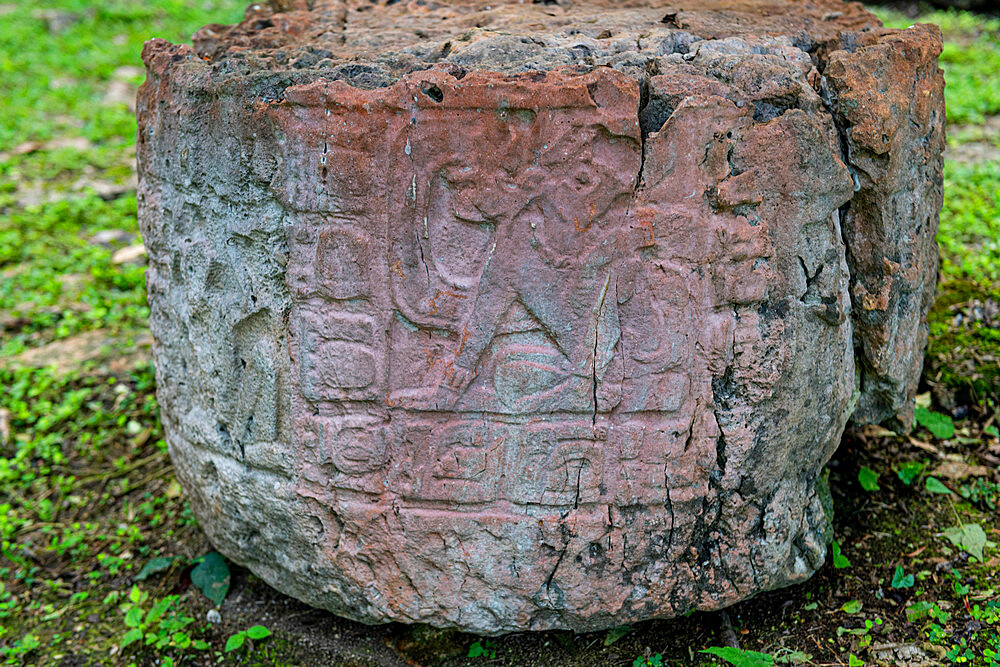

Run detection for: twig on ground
[[114, 464, 173, 498], [76, 450, 166, 484]]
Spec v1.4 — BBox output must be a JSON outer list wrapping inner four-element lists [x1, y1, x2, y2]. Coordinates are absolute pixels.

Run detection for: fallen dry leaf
[[859, 424, 898, 438], [45, 136, 91, 152], [930, 460, 991, 479], [111, 244, 147, 265], [0, 408, 11, 447], [909, 436, 941, 455]]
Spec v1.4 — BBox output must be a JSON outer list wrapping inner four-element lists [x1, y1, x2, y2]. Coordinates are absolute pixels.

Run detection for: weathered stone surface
[[137, 0, 944, 634], [823, 24, 945, 426]]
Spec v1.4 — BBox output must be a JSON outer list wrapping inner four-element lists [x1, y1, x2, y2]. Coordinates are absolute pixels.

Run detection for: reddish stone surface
[[824, 24, 946, 426], [137, 0, 944, 633]]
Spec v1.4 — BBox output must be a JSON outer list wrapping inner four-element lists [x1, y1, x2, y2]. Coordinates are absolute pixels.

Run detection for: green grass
[[926, 279, 1000, 406], [0, 195, 148, 357], [939, 160, 1000, 284], [0, 363, 219, 665], [0, 0, 245, 151], [0, 0, 246, 358]]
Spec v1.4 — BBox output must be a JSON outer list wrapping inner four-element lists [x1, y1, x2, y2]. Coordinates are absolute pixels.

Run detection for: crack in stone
[[606, 505, 614, 554], [664, 488, 675, 554], [798, 255, 822, 287], [591, 271, 612, 426], [819, 74, 859, 255], [573, 461, 584, 510], [415, 231, 431, 281], [542, 545, 568, 607], [633, 75, 652, 195]]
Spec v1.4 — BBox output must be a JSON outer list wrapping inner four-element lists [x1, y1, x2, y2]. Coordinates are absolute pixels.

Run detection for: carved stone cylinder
[[137, 0, 943, 633]]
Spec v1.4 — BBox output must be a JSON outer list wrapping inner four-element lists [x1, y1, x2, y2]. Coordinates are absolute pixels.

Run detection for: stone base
[[137, 0, 944, 633]]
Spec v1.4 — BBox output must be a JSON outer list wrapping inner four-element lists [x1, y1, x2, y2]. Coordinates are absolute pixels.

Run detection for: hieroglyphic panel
[[274, 68, 775, 523]]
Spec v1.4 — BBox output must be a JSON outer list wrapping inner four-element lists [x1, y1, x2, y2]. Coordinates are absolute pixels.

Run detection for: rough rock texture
[[137, 0, 944, 634], [824, 28, 945, 426]]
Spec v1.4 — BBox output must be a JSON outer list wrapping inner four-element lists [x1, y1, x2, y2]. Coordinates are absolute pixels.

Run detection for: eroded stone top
[[186, 0, 879, 89]]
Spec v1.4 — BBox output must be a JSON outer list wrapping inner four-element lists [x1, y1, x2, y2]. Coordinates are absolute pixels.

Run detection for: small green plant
[[118, 586, 208, 654], [891, 565, 915, 589], [135, 555, 183, 581], [959, 478, 1000, 510], [906, 601, 951, 624], [915, 406, 955, 440], [468, 639, 496, 659], [701, 646, 774, 666], [0, 582, 16, 620], [949, 569, 971, 597], [895, 460, 926, 485], [945, 639, 976, 663], [971, 600, 1000, 624], [942, 523, 989, 561], [841, 599, 862, 614], [190, 552, 230, 606], [772, 649, 813, 664], [633, 653, 664, 667], [136, 552, 230, 604], [831, 539, 851, 569], [858, 466, 881, 492], [0, 633, 40, 663], [926, 476, 956, 496], [604, 625, 632, 646], [838, 617, 883, 649], [224, 625, 271, 653]]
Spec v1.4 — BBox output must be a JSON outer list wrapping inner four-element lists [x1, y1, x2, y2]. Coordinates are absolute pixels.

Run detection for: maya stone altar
[[137, 0, 944, 633]]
